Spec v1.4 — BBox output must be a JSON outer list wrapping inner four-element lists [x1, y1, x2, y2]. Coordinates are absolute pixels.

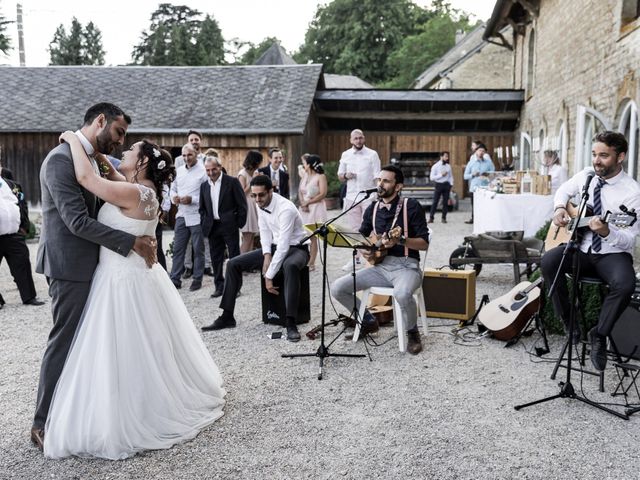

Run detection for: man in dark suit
[[199, 156, 247, 298], [258, 147, 289, 199], [31, 103, 157, 451]]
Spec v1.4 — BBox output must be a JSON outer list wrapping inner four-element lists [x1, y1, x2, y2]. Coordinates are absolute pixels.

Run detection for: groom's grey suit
[[33, 142, 136, 430]]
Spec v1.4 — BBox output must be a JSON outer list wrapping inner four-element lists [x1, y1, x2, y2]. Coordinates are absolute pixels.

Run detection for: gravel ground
[[1, 200, 639, 479]]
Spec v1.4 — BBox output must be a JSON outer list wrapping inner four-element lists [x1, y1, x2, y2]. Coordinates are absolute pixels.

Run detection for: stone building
[[484, 0, 640, 176]]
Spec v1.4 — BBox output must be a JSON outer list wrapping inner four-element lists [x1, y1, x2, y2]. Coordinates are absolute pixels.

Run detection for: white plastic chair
[[353, 251, 429, 352]]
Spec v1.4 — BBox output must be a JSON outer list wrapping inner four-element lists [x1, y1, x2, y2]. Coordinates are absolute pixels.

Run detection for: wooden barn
[[0, 65, 521, 205]]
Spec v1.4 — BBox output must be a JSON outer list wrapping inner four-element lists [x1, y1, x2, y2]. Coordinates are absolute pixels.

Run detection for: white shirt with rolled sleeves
[[0, 179, 20, 235], [338, 146, 381, 200], [553, 168, 640, 254], [170, 162, 207, 227], [258, 193, 307, 280], [430, 160, 454, 185]]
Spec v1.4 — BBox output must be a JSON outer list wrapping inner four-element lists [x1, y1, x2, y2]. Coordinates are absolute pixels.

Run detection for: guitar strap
[[372, 198, 409, 257]]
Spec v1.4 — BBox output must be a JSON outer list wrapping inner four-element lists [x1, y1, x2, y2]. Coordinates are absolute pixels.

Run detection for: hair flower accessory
[[156, 160, 166, 170], [153, 148, 161, 158]]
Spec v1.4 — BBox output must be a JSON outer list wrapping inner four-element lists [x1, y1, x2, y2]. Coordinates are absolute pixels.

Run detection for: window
[[520, 132, 532, 170], [575, 105, 611, 173], [526, 30, 536, 96], [556, 120, 568, 168], [618, 100, 639, 179]]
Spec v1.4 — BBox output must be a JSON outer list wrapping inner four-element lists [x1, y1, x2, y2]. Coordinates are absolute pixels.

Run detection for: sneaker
[[407, 330, 423, 355], [588, 327, 607, 371]]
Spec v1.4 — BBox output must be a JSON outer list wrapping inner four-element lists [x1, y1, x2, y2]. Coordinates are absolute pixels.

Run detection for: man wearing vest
[[330, 165, 430, 355]]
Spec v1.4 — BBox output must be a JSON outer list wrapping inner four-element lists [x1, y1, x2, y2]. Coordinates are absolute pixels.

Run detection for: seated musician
[[330, 165, 430, 355], [541, 131, 640, 371]]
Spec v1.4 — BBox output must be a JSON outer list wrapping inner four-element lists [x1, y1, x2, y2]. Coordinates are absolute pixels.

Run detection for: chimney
[[16, 3, 26, 66]]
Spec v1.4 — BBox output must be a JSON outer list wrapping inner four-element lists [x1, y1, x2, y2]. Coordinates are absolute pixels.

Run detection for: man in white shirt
[[428, 151, 454, 223], [169, 143, 207, 291], [338, 129, 381, 269], [541, 131, 640, 371], [174, 129, 205, 169], [201, 175, 309, 342]]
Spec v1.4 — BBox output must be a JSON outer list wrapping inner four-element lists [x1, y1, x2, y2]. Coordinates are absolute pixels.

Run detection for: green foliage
[[294, 0, 430, 85], [323, 161, 341, 198], [132, 4, 224, 66], [48, 17, 105, 65], [0, 3, 12, 55], [384, 12, 474, 88], [238, 37, 282, 65]]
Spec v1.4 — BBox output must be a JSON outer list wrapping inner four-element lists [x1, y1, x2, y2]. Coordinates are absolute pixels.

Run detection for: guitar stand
[[505, 288, 550, 355], [459, 294, 490, 329]]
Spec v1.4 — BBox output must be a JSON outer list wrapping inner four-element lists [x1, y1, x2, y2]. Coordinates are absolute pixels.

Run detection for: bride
[[43, 132, 225, 460]]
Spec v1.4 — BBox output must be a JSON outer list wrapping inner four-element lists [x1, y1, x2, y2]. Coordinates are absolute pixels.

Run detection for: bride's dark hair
[[134, 140, 176, 205]]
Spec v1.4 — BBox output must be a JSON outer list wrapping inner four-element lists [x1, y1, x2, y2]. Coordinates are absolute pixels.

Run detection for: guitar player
[[330, 165, 430, 355], [541, 131, 640, 372]]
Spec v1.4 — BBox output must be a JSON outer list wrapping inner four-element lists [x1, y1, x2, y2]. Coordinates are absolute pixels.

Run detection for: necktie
[[591, 177, 606, 252]]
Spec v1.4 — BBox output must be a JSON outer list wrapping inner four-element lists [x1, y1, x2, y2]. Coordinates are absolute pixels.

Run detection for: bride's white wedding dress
[[44, 186, 225, 460]]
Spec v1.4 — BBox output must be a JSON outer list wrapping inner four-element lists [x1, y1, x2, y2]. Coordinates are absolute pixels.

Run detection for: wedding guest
[[428, 151, 453, 224], [298, 154, 327, 271], [542, 150, 568, 194], [238, 150, 263, 254], [463, 142, 494, 224], [174, 129, 205, 168], [258, 148, 289, 198]]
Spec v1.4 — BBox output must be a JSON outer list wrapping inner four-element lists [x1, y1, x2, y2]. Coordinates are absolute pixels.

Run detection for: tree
[[384, 9, 475, 88], [132, 4, 224, 66], [238, 37, 282, 65], [294, 0, 430, 84], [0, 3, 11, 56], [48, 17, 106, 65]]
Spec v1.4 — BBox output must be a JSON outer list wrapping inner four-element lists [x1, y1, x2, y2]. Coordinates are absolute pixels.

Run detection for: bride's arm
[[59, 131, 140, 211]]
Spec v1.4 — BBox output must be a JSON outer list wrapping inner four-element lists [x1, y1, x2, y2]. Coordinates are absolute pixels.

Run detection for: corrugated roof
[[0, 65, 323, 134]]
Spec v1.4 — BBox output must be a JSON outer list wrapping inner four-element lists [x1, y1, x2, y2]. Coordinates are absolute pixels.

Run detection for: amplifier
[[260, 266, 310, 326], [423, 268, 476, 321], [611, 301, 640, 361]]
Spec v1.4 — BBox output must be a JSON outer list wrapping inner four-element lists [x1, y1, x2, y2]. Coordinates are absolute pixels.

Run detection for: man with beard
[[428, 151, 453, 224], [330, 165, 430, 355], [337, 129, 381, 270], [541, 131, 640, 372], [31, 103, 157, 451]]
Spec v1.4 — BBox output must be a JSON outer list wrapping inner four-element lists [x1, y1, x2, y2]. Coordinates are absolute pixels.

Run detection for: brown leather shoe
[[30, 427, 45, 451], [407, 330, 423, 355]]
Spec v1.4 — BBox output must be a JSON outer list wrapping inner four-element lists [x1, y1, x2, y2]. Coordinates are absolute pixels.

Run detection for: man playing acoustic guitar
[[541, 131, 640, 371], [330, 165, 430, 354]]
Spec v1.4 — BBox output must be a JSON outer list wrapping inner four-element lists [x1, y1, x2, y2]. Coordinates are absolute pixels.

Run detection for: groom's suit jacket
[[36, 143, 136, 282], [199, 174, 248, 238]]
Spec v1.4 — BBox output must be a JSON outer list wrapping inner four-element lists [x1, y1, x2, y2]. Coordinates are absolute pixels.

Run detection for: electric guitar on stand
[[544, 203, 637, 251], [478, 278, 543, 341]]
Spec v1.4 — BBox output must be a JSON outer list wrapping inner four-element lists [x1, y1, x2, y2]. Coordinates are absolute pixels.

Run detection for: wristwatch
[[398, 235, 406, 246]]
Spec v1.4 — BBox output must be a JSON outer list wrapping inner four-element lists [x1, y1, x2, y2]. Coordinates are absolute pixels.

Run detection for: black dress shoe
[[204, 267, 214, 277], [210, 289, 223, 298], [172, 279, 182, 289], [189, 280, 202, 291], [24, 298, 45, 306], [407, 330, 423, 355], [182, 268, 193, 279], [202, 316, 236, 331], [464, 219, 474, 224], [286, 325, 301, 342], [589, 327, 608, 371], [30, 427, 45, 451], [441, 218, 447, 224]]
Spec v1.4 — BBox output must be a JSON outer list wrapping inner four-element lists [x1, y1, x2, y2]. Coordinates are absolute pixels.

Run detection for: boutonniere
[[11, 186, 24, 201], [99, 163, 110, 178]]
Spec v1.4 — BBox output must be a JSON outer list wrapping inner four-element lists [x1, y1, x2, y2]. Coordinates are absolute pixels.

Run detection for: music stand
[[514, 186, 628, 419], [282, 194, 375, 380]]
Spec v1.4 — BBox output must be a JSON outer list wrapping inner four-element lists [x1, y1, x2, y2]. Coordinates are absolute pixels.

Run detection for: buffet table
[[472, 188, 554, 237]]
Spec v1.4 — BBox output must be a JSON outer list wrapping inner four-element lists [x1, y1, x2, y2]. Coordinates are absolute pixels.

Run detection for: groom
[[31, 103, 157, 451]]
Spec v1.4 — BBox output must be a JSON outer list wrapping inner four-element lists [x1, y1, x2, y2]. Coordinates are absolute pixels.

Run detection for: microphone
[[359, 187, 380, 195], [582, 171, 595, 193]]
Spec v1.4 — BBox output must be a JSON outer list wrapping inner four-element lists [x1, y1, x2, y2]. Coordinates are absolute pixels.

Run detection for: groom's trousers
[[33, 278, 92, 429]]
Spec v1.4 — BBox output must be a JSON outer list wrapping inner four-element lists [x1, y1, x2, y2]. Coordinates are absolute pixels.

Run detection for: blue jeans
[[170, 217, 205, 282]]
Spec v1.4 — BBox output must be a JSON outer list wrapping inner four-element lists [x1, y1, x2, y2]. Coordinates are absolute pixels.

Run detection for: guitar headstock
[[604, 211, 638, 228]]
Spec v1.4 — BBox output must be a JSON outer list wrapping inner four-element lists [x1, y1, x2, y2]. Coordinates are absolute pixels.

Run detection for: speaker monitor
[[423, 268, 476, 321], [610, 304, 640, 361]]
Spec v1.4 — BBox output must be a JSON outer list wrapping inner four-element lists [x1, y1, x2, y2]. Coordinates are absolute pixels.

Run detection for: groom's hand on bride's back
[[133, 235, 157, 268]]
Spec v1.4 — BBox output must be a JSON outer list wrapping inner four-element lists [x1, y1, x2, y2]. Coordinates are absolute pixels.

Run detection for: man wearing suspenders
[[330, 165, 430, 355]]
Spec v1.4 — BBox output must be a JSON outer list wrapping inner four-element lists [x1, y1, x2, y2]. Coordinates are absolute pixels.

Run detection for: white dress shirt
[[0, 179, 20, 235], [554, 168, 640, 254], [258, 193, 307, 280], [170, 162, 207, 226], [338, 145, 381, 200], [429, 160, 454, 185], [74, 130, 100, 174], [547, 163, 568, 194], [208, 175, 223, 220], [174, 153, 205, 169]]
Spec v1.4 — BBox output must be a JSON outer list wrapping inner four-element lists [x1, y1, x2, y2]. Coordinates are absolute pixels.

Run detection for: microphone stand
[[514, 177, 627, 419], [282, 191, 375, 380]]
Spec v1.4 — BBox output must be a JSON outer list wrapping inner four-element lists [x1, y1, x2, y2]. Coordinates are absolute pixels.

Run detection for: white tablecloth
[[472, 188, 554, 237]]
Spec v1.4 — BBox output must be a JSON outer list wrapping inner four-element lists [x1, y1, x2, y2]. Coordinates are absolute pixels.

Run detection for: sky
[[1, 0, 496, 67]]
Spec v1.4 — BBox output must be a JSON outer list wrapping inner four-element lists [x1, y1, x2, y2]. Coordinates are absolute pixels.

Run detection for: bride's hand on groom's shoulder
[[59, 130, 76, 144]]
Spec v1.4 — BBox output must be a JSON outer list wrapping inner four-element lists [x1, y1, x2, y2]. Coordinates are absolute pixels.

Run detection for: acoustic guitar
[[366, 226, 403, 265], [478, 278, 542, 341], [544, 203, 637, 251]]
